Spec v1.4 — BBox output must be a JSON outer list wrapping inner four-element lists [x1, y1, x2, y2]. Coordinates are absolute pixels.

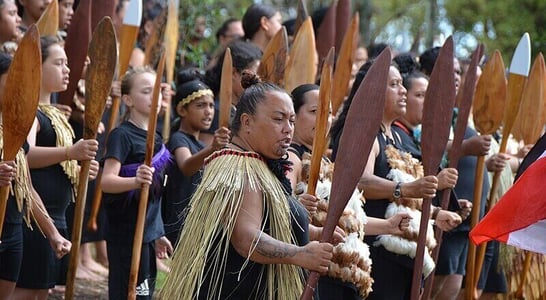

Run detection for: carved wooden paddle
[[91, 0, 116, 31], [307, 48, 334, 196], [162, 0, 180, 142], [0, 25, 41, 240], [128, 50, 166, 300], [36, 0, 58, 36], [331, 13, 359, 116], [64, 17, 117, 300], [315, 1, 336, 64], [257, 27, 288, 87], [285, 17, 317, 93], [219, 47, 232, 128], [301, 47, 391, 300], [335, 0, 351, 51], [293, 0, 308, 38], [411, 36, 456, 300], [87, 0, 142, 232]]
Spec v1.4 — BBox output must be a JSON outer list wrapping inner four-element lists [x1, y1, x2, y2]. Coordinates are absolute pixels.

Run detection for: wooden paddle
[[306, 48, 334, 196], [331, 13, 359, 116], [0, 25, 41, 240], [91, 0, 116, 31], [335, 0, 351, 52], [162, 0, 180, 142], [423, 44, 484, 300], [87, 0, 142, 232], [487, 33, 530, 210], [315, 1, 336, 65], [143, 8, 167, 67], [410, 36, 456, 300], [127, 50, 166, 300], [257, 26, 288, 87], [58, 0, 91, 107], [512, 53, 546, 145], [219, 47, 232, 128], [64, 17, 117, 300], [36, 0, 58, 36], [301, 47, 391, 300], [285, 17, 317, 93], [293, 0, 308, 38]]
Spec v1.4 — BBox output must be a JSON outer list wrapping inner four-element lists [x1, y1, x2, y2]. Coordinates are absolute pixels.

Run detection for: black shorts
[[0, 223, 24, 282], [366, 245, 413, 299], [436, 231, 469, 275], [107, 238, 157, 300], [16, 225, 69, 289]]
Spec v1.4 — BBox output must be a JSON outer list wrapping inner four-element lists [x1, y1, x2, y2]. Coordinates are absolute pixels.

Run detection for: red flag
[[470, 150, 546, 254]]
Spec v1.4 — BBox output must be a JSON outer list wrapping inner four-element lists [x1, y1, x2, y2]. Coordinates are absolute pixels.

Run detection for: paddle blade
[[119, 0, 143, 77], [257, 27, 288, 87], [91, 0, 116, 30], [331, 13, 359, 116], [84, 17, 118, 140], [36, 0, 58, 36], [473, 50, 506, 135], [513, 53, 546, 144], [164, 0, 179, 83], [293, 0, 308, 37], [143, 8, 167, 67], [315, 1, 336, 63], [324, 48, 391, 240], [2, 25, 41, 160], [307, 48, 334, 195], [421, 36, 456, 175], [335, 0, 352, 51], [219, 48, 233, 128], [285, 17, 317, 93]]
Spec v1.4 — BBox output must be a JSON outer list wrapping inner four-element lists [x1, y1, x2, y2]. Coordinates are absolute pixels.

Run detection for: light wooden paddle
[[219, 47, 232, 128], [162, 0, 180, 143], [64, 17, 117, 300], [257, 26, 288, 87], [0, 25, 41, 240], [423, 44, 484, 300], [143, 8, 167, 67], [306, 48, 334, 196], [411, 36, 456, 300], [285, 17, 317, 93], [331, 13, 359, 116], [315, 1, 336, 64], [87, 0, 142, 232], [127, 50, 166, 300], [36, 0, 58, 36], [293, 0, 308, 39], [58, 0, 91, 106], [301, 47, 391, 300]]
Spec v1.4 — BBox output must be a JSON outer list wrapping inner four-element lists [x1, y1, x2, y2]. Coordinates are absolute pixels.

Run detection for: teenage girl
[[101, 66, 173, 300]]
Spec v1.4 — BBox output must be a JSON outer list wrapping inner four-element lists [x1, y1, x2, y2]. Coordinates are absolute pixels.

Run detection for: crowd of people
[[0, 0, 539, 299]]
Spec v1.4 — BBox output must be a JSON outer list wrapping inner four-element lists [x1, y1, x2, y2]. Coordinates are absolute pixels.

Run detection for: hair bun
[[394, 53, 419, 76], [240, 70, 261, 89]]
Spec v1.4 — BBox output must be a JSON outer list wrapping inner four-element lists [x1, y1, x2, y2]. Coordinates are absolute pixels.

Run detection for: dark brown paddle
[[127, 50, 166, 300], [0, 25, 41, 240], [257, 26, 288, 87], [335, 0, 352, 51], [91, 0, 116, 31], [300, 47, 391, 300], [162, 0, 180, 142], [307, 48, 334, 196], [219, 47, 232, 128], [58, 0, 91, 107], [87, 0, 142, 232], [331, 13, 359, 116], [411, 36, 456, 300], [285, 17, 317, 93], [36, 0, 58, 36], [315, 1, 336, 64], [64, 17, 117, 300]]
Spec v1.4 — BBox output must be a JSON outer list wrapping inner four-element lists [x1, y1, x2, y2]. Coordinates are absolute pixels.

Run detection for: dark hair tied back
[[240, 70, 261, 89]]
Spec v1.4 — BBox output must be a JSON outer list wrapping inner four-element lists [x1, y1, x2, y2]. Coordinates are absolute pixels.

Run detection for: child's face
[[0, 0, 21, 42], [181, 94, 215, 131], [41, 43, 69, 93], [126, 72, 158, 116], [58, 0, 74, 30]]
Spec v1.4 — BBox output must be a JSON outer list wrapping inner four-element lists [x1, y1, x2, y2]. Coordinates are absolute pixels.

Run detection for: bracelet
[[65, 146, 70, 160], [431, 206, 441, 220]]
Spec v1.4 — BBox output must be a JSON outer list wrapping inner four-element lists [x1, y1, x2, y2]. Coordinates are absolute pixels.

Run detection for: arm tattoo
[[253, 235, 299, 259]]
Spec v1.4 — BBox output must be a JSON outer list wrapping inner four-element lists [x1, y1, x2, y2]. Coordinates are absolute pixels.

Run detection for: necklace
[[230, 141, 249, 151]]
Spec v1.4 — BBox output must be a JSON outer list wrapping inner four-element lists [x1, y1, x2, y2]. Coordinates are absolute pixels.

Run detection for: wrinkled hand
[[0, 161, 16, 187], [298, 193, 319, 215], [50, 234, 72, 259], [212, 127, 231, 151], [135, 165, 155, 186], [437, 168, 458, 190], [404, 175, 438, 199], [69, 139, 99, 161], [435, 209, 462, 231], [298, 241, 333, 274], [155, 236, 173, 260], [457, 199, 472, 221], [387, 212, 412, 235], [462, 135, 491, 156], [486, 152, 510, 172], [88, 160, 99, 180]]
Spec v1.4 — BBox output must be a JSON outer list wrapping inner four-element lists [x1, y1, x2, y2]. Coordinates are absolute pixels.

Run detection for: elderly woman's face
[[384, 66, 407, 120], [245, 90, 295, 159]]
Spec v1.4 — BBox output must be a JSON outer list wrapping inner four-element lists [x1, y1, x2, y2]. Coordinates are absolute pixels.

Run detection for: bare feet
[[76, 263, 104, 281], [82, 258, 109, 277]]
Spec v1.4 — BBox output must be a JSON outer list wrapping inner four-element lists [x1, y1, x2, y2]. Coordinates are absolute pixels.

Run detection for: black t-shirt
[[30, 110, 73, 229], [162, 131, 205, 237], [102, 121, 166, 243]]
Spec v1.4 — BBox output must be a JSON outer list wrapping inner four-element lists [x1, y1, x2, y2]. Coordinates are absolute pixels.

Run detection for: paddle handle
[[87, 171, 103, 232], [0, 186, 10, 240], [300, 271, 319, 300], [410, 196, 433, 300], [65, 160, 91, 300], [515, 251, 532, 299], [127, 185, 150, 300], [473, 242, 486, 290]]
